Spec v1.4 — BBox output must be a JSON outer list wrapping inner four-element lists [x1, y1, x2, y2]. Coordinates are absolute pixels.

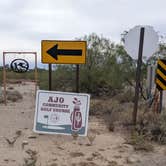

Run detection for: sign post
[[41, 40, 86, 92], [124, 26, 158, 125], [76, 65, 79, 93], [48, 64, 52, 91], [41, 40, 86, 64], [133, 27, 144, 125]]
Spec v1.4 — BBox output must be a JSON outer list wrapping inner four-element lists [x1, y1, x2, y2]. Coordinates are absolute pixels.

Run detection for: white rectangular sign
[[34, 90, 90, 136]]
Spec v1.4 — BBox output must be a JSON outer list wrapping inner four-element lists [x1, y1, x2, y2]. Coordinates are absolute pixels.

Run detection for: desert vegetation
[[0, 33, 166, 165]]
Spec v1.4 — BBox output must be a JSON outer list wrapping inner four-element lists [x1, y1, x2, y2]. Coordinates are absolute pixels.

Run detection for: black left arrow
[[47, 44, 82, 60]]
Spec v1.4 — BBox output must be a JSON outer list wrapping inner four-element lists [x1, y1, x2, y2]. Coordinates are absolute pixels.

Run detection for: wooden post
[[3, 52, 7, 105], [159, 91, 163, 113], [133, 27, 145, 125], [49, 64, 52, 91], [35, 52, 38, 94], [76, 64, 79, 93]]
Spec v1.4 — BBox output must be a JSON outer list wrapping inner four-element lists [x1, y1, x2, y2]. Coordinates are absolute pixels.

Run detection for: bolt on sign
[[156, 59, 166, 90], [41, 40, 86, 64], [33, 90, 90, 136]]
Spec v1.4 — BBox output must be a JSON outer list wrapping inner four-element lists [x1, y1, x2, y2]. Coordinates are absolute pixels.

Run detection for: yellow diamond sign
[[41, 40, 86, 64]]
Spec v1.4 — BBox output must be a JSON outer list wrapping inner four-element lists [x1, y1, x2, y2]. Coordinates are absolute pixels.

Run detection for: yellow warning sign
[[41, 40, 86, 64], [156, 59, 166, 90]]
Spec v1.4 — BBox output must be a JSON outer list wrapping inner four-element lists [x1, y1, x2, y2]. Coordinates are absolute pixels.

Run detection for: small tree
[[79, 33, 136, 96]]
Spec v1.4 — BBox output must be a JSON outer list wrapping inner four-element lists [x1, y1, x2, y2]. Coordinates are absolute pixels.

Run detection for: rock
[[15, 130, 22, 136], [108, 123, 115, 132], [57, 146, 64, 150], [126, 156, 140, 164], [4, 137, 17, 147]]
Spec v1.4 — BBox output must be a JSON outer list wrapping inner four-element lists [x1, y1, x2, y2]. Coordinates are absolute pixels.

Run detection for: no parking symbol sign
[[33, 90, 90, 136]]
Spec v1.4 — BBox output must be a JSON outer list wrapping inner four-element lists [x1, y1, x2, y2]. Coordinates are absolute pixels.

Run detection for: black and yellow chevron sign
[[156, 59, 166, 90]]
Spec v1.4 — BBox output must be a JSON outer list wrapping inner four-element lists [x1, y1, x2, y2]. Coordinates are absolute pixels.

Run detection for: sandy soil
[[0, 82, 166, 166]]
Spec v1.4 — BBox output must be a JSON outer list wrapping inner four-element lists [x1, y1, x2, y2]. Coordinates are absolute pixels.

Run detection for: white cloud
[[0, 0, 166, 66]]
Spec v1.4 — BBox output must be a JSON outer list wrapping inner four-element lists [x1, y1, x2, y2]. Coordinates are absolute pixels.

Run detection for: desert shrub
[[114, 89, 134, 103], [126, 131, 154, 152], [136, 111, 166, 145], [90, 99, 120, 116], [90, 98, 135, 132], [0, 96, 4, 103], [6, 90, 23, 102]]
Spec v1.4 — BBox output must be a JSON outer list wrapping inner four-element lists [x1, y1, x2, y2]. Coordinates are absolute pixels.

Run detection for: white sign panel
[[124, 25, 159, 60], [34, 90, 90, 136]]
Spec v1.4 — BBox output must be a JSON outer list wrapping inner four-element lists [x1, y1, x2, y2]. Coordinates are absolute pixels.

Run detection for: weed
[[87, 130, 96, 146]]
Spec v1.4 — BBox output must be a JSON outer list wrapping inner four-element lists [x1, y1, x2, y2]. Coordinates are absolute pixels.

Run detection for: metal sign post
[[41, 40, 86, 64], [41, 40, 86, 93], [3, 52, 7, 105], [48, 64, 52, 91], [76, 65, 80, 93]]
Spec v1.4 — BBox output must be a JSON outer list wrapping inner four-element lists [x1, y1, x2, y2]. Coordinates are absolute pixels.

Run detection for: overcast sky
[[0, 0, 166, 66]]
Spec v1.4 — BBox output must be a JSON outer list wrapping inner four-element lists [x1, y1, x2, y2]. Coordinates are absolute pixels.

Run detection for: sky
[[0, 0, 166, 67]]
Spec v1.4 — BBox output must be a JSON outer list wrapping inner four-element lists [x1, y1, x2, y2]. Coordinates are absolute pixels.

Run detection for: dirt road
[[0, 82, 166, 166]]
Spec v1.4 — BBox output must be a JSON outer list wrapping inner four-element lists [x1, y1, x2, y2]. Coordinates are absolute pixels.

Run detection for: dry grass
[[136, 111, 166, 145], [87, 133, 96, 146], [125, 131, 154, 152], [90, 95, 166, 148], [23, 149, 38, 166]]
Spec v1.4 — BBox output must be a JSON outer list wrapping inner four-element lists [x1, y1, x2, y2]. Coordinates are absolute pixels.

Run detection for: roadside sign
[[124, 26, 158, 60], [123, 25, 159, 125], [34, 90, 90, 136], [156, 59, 166, 90], [41, 40, 86, 64]]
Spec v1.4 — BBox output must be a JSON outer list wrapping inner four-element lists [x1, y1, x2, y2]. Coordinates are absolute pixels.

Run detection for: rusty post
[[3, 52, 7, 105], [35, 52, 38, 94]]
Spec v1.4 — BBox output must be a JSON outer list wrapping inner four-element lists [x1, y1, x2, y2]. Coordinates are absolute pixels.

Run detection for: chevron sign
[[156, 59, 166, 90]]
